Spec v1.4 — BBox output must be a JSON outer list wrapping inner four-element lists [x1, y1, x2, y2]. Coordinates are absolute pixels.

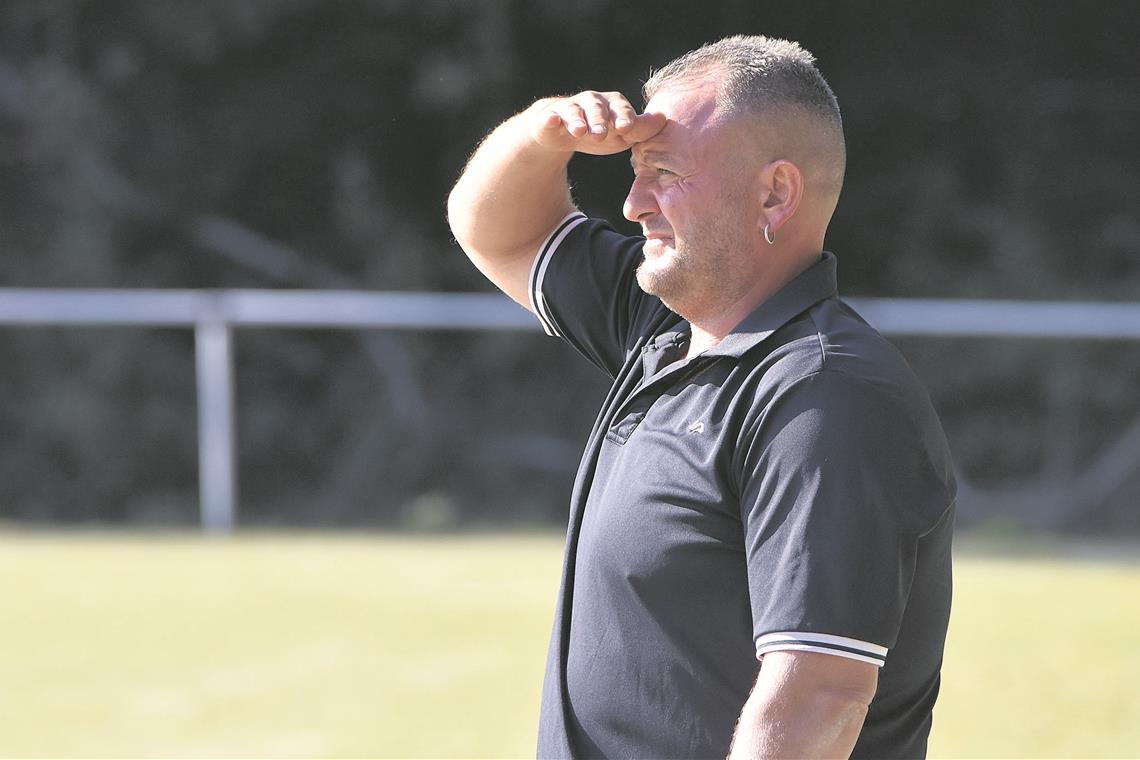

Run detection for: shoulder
[[738, 365, 957, 539], [733, 297, 956, 497], [742, 296, 930, 415]]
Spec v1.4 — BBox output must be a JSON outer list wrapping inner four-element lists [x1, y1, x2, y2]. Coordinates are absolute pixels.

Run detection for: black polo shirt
[[529, 212, 956, 760]]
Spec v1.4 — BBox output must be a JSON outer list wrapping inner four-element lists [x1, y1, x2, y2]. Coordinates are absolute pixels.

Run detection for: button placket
[[606, 349, 711, 445]]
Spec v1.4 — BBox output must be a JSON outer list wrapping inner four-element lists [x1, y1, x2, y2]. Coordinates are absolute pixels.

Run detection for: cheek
[[656, 185, 694, 225], [663, 184, 724, 233]]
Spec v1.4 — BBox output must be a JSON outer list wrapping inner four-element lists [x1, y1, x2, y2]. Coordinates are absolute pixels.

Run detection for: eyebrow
[[630, 149, 676, 169]]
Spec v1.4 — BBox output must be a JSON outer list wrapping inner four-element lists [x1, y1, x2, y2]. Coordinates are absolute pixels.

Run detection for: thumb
[[625, 111, 667, 144]]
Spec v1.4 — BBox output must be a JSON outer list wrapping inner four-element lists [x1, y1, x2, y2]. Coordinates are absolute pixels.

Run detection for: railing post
[[195, 314, 237, 533]]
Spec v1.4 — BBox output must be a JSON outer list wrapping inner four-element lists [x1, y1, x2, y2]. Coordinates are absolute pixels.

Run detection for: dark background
[[1, 0, 1138, 532]]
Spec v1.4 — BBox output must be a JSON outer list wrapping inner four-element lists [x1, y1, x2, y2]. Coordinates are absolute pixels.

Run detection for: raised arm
[[447, 91, 665, 309]]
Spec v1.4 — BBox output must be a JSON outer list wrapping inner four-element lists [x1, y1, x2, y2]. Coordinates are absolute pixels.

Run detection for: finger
[[555, 102, 588, 137], [539, 110, 563, 131], [624, 110, 667, 143], [534, 110, 571, 146], [579, 93, 612, 137], [607, 94, 638, 132]]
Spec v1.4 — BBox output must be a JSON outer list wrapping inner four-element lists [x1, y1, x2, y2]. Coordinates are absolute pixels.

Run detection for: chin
[[636, 258, 679, 299]]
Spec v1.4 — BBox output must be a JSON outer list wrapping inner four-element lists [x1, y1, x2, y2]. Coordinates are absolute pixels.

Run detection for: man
[[448, 35, 956, 759]]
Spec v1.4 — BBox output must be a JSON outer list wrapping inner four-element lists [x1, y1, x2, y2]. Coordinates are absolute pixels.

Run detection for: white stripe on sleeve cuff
[[528, 211, 587, 338], [756, 631, 888, 668]]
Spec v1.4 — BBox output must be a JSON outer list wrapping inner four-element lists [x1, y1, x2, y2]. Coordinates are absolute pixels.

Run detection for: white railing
[[3, 288, 1140, 532]]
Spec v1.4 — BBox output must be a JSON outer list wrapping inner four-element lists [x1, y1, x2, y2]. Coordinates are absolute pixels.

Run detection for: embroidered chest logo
[[687, 420, 705, 434]]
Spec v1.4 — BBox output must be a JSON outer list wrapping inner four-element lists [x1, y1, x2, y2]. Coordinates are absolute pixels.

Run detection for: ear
[[758, 160, 804, 236]]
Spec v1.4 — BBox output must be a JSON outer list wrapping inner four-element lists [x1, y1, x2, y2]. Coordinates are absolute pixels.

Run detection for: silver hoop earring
[[763, 224, 775, 245]]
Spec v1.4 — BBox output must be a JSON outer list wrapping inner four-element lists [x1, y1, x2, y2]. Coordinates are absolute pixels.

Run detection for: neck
[[677, 248, 820, 359], [683, 314, 744, 359]]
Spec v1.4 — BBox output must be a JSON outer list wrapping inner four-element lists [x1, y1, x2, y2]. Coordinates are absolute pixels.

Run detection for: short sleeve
[[528, 212, 661, 377], [736, 370, 955, 668]]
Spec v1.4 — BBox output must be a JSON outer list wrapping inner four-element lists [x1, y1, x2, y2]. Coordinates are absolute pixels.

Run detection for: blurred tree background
[[1, 0, 1137, 531]]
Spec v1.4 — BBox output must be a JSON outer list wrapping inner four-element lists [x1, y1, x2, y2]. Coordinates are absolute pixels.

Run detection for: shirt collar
[[699, 251, 839, 359]]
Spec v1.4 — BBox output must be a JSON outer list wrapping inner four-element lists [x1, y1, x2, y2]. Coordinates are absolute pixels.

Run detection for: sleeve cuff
[[528, 211, 588, 338], [756, 631, 888, 668]]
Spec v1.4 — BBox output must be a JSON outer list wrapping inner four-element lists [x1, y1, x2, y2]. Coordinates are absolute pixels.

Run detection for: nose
[[623, 175, 658, 224]]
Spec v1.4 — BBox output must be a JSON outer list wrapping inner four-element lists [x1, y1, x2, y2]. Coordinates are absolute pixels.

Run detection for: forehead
[[644, 77, 721, 135], [633, 79, 733, 161]]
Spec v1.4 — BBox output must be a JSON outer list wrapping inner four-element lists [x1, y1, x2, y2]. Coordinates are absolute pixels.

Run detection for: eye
[[655, 167, 676, 177]]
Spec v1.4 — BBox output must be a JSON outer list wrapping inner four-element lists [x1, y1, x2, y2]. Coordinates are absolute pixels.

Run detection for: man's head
[[643, 35, 845, 206], [625, 36, 845, 322]]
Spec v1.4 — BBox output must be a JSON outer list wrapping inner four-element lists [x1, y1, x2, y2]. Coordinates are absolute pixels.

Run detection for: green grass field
[[1, 530, 1137, 758]]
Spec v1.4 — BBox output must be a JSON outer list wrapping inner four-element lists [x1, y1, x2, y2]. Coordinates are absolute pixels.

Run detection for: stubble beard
[[635, 240, 688, 306], [635, 216, 749, 319]]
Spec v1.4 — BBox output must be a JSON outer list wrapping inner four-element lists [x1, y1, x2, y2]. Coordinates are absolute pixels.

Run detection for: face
[[625, 80, 762, 315]]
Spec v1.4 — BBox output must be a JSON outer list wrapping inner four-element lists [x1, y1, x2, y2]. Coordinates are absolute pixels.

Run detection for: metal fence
[[3, 288, 1140, 533]]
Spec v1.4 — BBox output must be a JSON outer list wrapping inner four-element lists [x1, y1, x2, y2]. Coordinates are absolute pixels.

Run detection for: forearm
[[446, 91, 661, 305], [447, 99, 576, 262]]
